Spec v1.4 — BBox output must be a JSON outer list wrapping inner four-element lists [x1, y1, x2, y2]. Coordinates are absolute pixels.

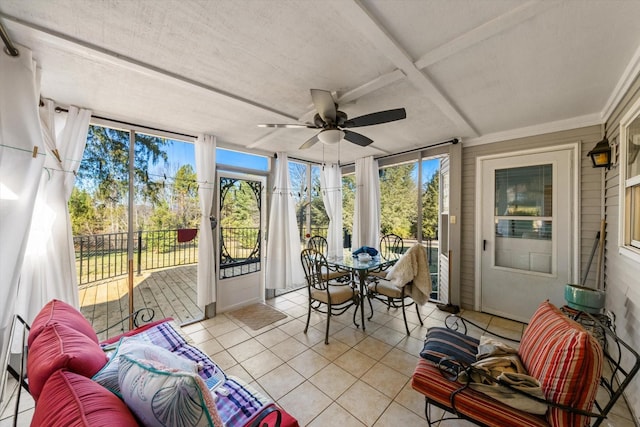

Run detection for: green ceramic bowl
[[564, 284, 605, 313]]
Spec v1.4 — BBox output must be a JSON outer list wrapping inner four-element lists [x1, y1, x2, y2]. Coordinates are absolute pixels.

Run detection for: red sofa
[[25, 299, 298, 427]]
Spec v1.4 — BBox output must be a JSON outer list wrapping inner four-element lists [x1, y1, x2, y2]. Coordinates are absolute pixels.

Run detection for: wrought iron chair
[[307, 235, 350, 282], [307, 235, 329, 255], [379, 233, 404, 260], [366, 237, 424, 335], [301, 248, 360, 344], [368, 233, 404, 280]]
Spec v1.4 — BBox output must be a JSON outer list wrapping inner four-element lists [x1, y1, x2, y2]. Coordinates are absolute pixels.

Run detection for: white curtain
[[352, 156, 381, 250], [0, 47, 45, 402], [320, 163, 343, 259], [195, 134, 217, 308], [16, 100, 91, 326], [265, 152, 304, 288]]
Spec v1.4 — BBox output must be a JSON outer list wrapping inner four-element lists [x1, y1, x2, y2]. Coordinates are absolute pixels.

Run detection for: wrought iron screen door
[[216, 171, 266, 312]]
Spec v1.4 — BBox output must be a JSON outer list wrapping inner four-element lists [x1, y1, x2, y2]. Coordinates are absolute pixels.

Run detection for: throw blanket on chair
[[385, 243, 430, 304]]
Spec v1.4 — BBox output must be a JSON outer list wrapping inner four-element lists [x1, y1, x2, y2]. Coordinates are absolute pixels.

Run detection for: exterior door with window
[[479, 148, 576, 322], [216, 171, 266, 312]]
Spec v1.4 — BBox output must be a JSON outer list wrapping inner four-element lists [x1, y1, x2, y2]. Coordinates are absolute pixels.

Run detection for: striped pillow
[[419, 327, 479, 372], [519, 301, 603, 427]]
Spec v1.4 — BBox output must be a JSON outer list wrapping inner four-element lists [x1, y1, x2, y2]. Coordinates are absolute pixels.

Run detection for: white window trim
[[617, 95, 640, 263]]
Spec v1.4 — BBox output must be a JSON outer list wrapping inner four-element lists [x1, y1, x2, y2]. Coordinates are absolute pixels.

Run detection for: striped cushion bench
[[411, 301, 604, 427], [412, 358, 549, 427]]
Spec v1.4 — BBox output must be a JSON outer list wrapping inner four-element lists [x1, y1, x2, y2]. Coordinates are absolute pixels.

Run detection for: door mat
[[228, 303, 287, 330]]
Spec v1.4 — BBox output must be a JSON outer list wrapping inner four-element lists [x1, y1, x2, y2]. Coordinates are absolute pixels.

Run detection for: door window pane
[[495, 165, 552, 217], [494, 164, 553, 273]]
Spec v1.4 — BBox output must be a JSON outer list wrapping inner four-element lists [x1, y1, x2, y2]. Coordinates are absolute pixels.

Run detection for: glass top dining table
[[325, 253, 399, 331]]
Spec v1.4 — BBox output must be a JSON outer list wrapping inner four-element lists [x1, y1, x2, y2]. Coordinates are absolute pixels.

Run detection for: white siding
[[602, 72, 640, 420]]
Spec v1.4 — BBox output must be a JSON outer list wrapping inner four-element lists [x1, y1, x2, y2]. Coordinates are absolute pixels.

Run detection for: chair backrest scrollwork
[[380, 234, 403, 260], [301, 248, 329, 292], [307, 235, 328, 256]]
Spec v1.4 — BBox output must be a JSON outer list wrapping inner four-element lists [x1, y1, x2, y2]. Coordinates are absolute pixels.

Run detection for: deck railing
[[75, 226, 333, 286], [74, 229, 199, 286], [73, 227, 433, 288]]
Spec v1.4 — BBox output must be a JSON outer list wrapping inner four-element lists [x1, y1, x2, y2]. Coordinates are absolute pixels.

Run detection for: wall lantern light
[[587, 137, 612, 169]]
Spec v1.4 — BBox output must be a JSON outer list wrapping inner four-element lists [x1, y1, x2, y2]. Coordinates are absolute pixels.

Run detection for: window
[[72, 125, 199, 284], [216, 147, 269, 171], [288, 161, 328, 242], [379, 162, 418, 240], [494, 164, 553, 273], [620, 97, 640, 257]]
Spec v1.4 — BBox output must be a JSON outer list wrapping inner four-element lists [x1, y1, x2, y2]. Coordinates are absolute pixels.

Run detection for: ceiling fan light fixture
[[318, 129, 344, 144]]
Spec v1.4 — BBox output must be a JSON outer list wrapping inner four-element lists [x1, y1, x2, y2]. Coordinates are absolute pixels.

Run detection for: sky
[[153, 138, 440, 183], [421, 159, 440, 182], [150, 140, 269, 178]]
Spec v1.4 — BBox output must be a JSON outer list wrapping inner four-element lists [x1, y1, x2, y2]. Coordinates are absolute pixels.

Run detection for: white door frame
[[473, 143, 580, 313]]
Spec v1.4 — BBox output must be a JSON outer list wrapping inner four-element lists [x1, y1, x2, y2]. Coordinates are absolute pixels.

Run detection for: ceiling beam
[[414, 1, 556, 69], [338, 0, 478, 137], [255, 0, 556, 148], [336, 69, 406, 104]]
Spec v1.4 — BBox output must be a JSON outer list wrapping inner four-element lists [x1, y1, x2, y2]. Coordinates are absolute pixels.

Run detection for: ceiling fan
[[258, 89, 406, 149]]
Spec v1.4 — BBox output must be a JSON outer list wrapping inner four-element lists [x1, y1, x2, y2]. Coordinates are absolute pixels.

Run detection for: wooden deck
[[79, 265, 202, 341]]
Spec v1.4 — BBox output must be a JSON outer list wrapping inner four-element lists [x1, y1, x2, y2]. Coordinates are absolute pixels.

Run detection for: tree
[[422, 170, 440, 240], [148, 199, 175, 230], [172, 164, 199, 228], [288, 162, 307, 238], [69, 187, 98, 235], [75, 125, 170, 232], [220, 179, 259, 229], [287, 163, 329, 238], [342, 175, 355, 235], [379, 164, 417, 238], [310, 166, 329, 234]]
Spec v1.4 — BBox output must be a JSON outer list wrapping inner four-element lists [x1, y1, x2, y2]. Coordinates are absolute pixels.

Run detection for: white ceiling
[[2, 0, 640, 164]]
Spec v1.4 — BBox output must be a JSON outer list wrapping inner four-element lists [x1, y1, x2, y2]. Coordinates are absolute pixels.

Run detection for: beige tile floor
[[1, 289, 637, 426]]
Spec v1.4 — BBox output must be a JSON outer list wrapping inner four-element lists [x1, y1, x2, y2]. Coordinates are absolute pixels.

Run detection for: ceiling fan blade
[[343, 130, 373, 147], [258, 123, 317, 129], [299, 133, 320, 149], [310, 89, 336, 124], [342, 108, 406, 128]]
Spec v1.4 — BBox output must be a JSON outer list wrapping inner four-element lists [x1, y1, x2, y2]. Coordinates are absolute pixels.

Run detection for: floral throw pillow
[[93, 338, 199, 397], [118, 355, 223, 427]]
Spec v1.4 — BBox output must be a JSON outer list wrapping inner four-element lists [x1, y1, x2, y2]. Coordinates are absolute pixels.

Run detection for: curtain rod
[[275, 153, 323, 165], [1, 20, 19, 56], [375, 138, 459, 161], [55, 106, 197, 140], [339, 137, 459, 168]]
